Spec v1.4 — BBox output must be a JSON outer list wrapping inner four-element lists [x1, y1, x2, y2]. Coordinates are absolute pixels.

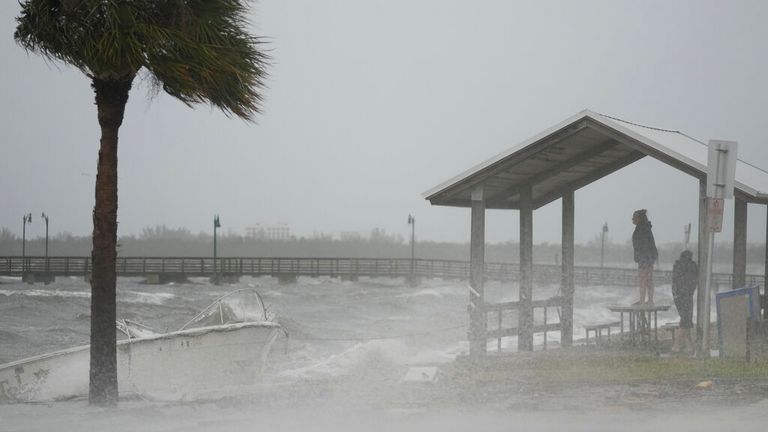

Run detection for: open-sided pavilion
[[424, 109, 768, 356]]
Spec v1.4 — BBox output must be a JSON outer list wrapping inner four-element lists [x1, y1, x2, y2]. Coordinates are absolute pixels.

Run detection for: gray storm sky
[[2, 1, 768, 246]]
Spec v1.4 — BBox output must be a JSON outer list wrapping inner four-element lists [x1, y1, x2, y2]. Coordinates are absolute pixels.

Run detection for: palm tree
[[15, 0, 268, 406]]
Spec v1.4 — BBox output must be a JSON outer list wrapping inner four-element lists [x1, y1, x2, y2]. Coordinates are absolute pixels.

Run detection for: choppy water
[[3, 275, 759, 432], [0, 275, 673, 367]]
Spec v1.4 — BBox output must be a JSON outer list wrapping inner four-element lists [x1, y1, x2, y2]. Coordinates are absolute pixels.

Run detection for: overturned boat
[[0, 289, 283, 402]]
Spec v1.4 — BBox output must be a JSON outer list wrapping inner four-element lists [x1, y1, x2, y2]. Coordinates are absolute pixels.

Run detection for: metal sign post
[[702, 140, 737, 356]]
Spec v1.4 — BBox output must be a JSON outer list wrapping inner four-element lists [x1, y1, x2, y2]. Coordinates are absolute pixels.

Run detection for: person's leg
[[680, 328, 690, 352], [637, 267, 650, 304], [682, 296, 695, 354], [686, 328, 694, 353], [646, 266, 654, 304], [636, 280, 646, 304], [672, 295, 683, 352]]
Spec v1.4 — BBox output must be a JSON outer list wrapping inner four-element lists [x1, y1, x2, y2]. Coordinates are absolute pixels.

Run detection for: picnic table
[[607, 304, 671, 344]]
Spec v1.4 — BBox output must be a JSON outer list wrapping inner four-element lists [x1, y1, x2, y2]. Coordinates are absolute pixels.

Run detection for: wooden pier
[[0, 256, 760, 287]]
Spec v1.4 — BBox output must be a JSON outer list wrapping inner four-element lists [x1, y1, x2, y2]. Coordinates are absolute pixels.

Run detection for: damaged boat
[[0, 288, 283, 402]]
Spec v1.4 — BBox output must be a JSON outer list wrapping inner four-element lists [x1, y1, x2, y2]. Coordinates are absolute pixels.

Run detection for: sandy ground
[[3, 351, 768, 432], [2, 384, 768, 432]]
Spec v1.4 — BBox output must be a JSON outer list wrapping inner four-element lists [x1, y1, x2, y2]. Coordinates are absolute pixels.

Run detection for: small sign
[[716, 287, 761, 358], [707, 140, 738, 199], [707, 197, 724, 232]]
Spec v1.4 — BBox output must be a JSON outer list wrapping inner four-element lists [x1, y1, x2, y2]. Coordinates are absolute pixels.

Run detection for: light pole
[[41, 212, 50, 272], [22, 213, 32, 273], [407, 214, 415, 275], [213, 215, 221, 283], [600, 222, 608, 269]]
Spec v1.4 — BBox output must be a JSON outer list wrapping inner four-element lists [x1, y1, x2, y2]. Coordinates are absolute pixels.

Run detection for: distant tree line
[[0, 224, 764, 270]]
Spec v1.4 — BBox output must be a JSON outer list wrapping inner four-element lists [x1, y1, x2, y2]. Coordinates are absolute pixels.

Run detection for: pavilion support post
[[697, 180, 710, 350], [733, 198, 747, 288], [560, 191, 575, 347], [469, 185, 486, 358], [518, 186, 534, 351], [765, 207, 768, 319]]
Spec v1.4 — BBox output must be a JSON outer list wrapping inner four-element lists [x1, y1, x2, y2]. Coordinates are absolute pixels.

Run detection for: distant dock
[[0, 256, 759, 287]]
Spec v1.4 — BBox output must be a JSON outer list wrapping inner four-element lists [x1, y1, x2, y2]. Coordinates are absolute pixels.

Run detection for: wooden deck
[[0, 256, 760, 287]]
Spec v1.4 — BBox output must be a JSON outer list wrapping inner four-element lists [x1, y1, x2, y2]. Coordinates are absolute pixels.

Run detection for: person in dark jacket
[[632, 209, 658, 304], [671, 250, 698, 354]]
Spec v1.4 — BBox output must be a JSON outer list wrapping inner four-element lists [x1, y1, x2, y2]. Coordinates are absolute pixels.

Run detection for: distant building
[[311, 231, 333, 240], [310, 230, 366, 241], [245, 223, 291, 240], [339, 231, 363, 241]]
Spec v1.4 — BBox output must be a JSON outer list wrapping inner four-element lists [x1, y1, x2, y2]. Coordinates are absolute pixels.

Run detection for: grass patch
[[523, 355, 768, 384], [462, 349, 768, 386]]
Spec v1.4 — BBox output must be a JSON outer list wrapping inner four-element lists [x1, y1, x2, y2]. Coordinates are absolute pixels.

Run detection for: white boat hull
[[0, 322, 281, 402]]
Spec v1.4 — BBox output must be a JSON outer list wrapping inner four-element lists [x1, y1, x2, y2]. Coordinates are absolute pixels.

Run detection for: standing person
[[671, 250, 698, 354], [632, 209, 658, 304]]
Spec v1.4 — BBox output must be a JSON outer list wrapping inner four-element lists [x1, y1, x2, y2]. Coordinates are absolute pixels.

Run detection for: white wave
[[186, 277, 212, 284], [276, 339, 412, 379], [574, 307, 618, 326], [403, 346, 461, 364], [276, 336, 465, 381], [424, 285, 467, 296], [0, 276, 22, 282], [395, 289, 444, 299], [122, 291, 175, 305], [0, 289, 90, 298], [303, 277, 337, 286]]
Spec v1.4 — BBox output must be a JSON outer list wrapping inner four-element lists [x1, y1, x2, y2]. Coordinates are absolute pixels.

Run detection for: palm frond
[[15, 0, 268, 120]]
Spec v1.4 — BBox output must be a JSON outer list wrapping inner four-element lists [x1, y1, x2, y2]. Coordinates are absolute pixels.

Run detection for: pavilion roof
[[424, 110, 768, 209]]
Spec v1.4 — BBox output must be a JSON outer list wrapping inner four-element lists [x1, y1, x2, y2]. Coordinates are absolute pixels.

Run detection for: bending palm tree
[[15, 0, 268, 406]]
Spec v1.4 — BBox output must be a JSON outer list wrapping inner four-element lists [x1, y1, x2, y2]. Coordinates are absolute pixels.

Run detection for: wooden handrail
[[0, 256, 759, 287]]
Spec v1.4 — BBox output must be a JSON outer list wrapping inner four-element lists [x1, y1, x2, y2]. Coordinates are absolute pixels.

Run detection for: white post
[[702, 223, 716, 354], [702, 140, 738, 356]]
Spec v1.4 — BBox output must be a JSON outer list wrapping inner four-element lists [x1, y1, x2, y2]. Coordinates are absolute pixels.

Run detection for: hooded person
[[671, 250, 698, 354], [631, 209, 658, 304]]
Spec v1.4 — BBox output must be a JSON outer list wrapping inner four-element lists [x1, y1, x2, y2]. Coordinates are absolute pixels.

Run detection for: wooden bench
[[584, 321, 621, 345]]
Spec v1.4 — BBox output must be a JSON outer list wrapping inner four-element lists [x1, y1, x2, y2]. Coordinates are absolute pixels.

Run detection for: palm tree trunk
[[89, 76, 132, 406]]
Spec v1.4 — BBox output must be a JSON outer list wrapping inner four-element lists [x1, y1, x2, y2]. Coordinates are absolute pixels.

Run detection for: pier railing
[[0, 256, 762, 287]]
